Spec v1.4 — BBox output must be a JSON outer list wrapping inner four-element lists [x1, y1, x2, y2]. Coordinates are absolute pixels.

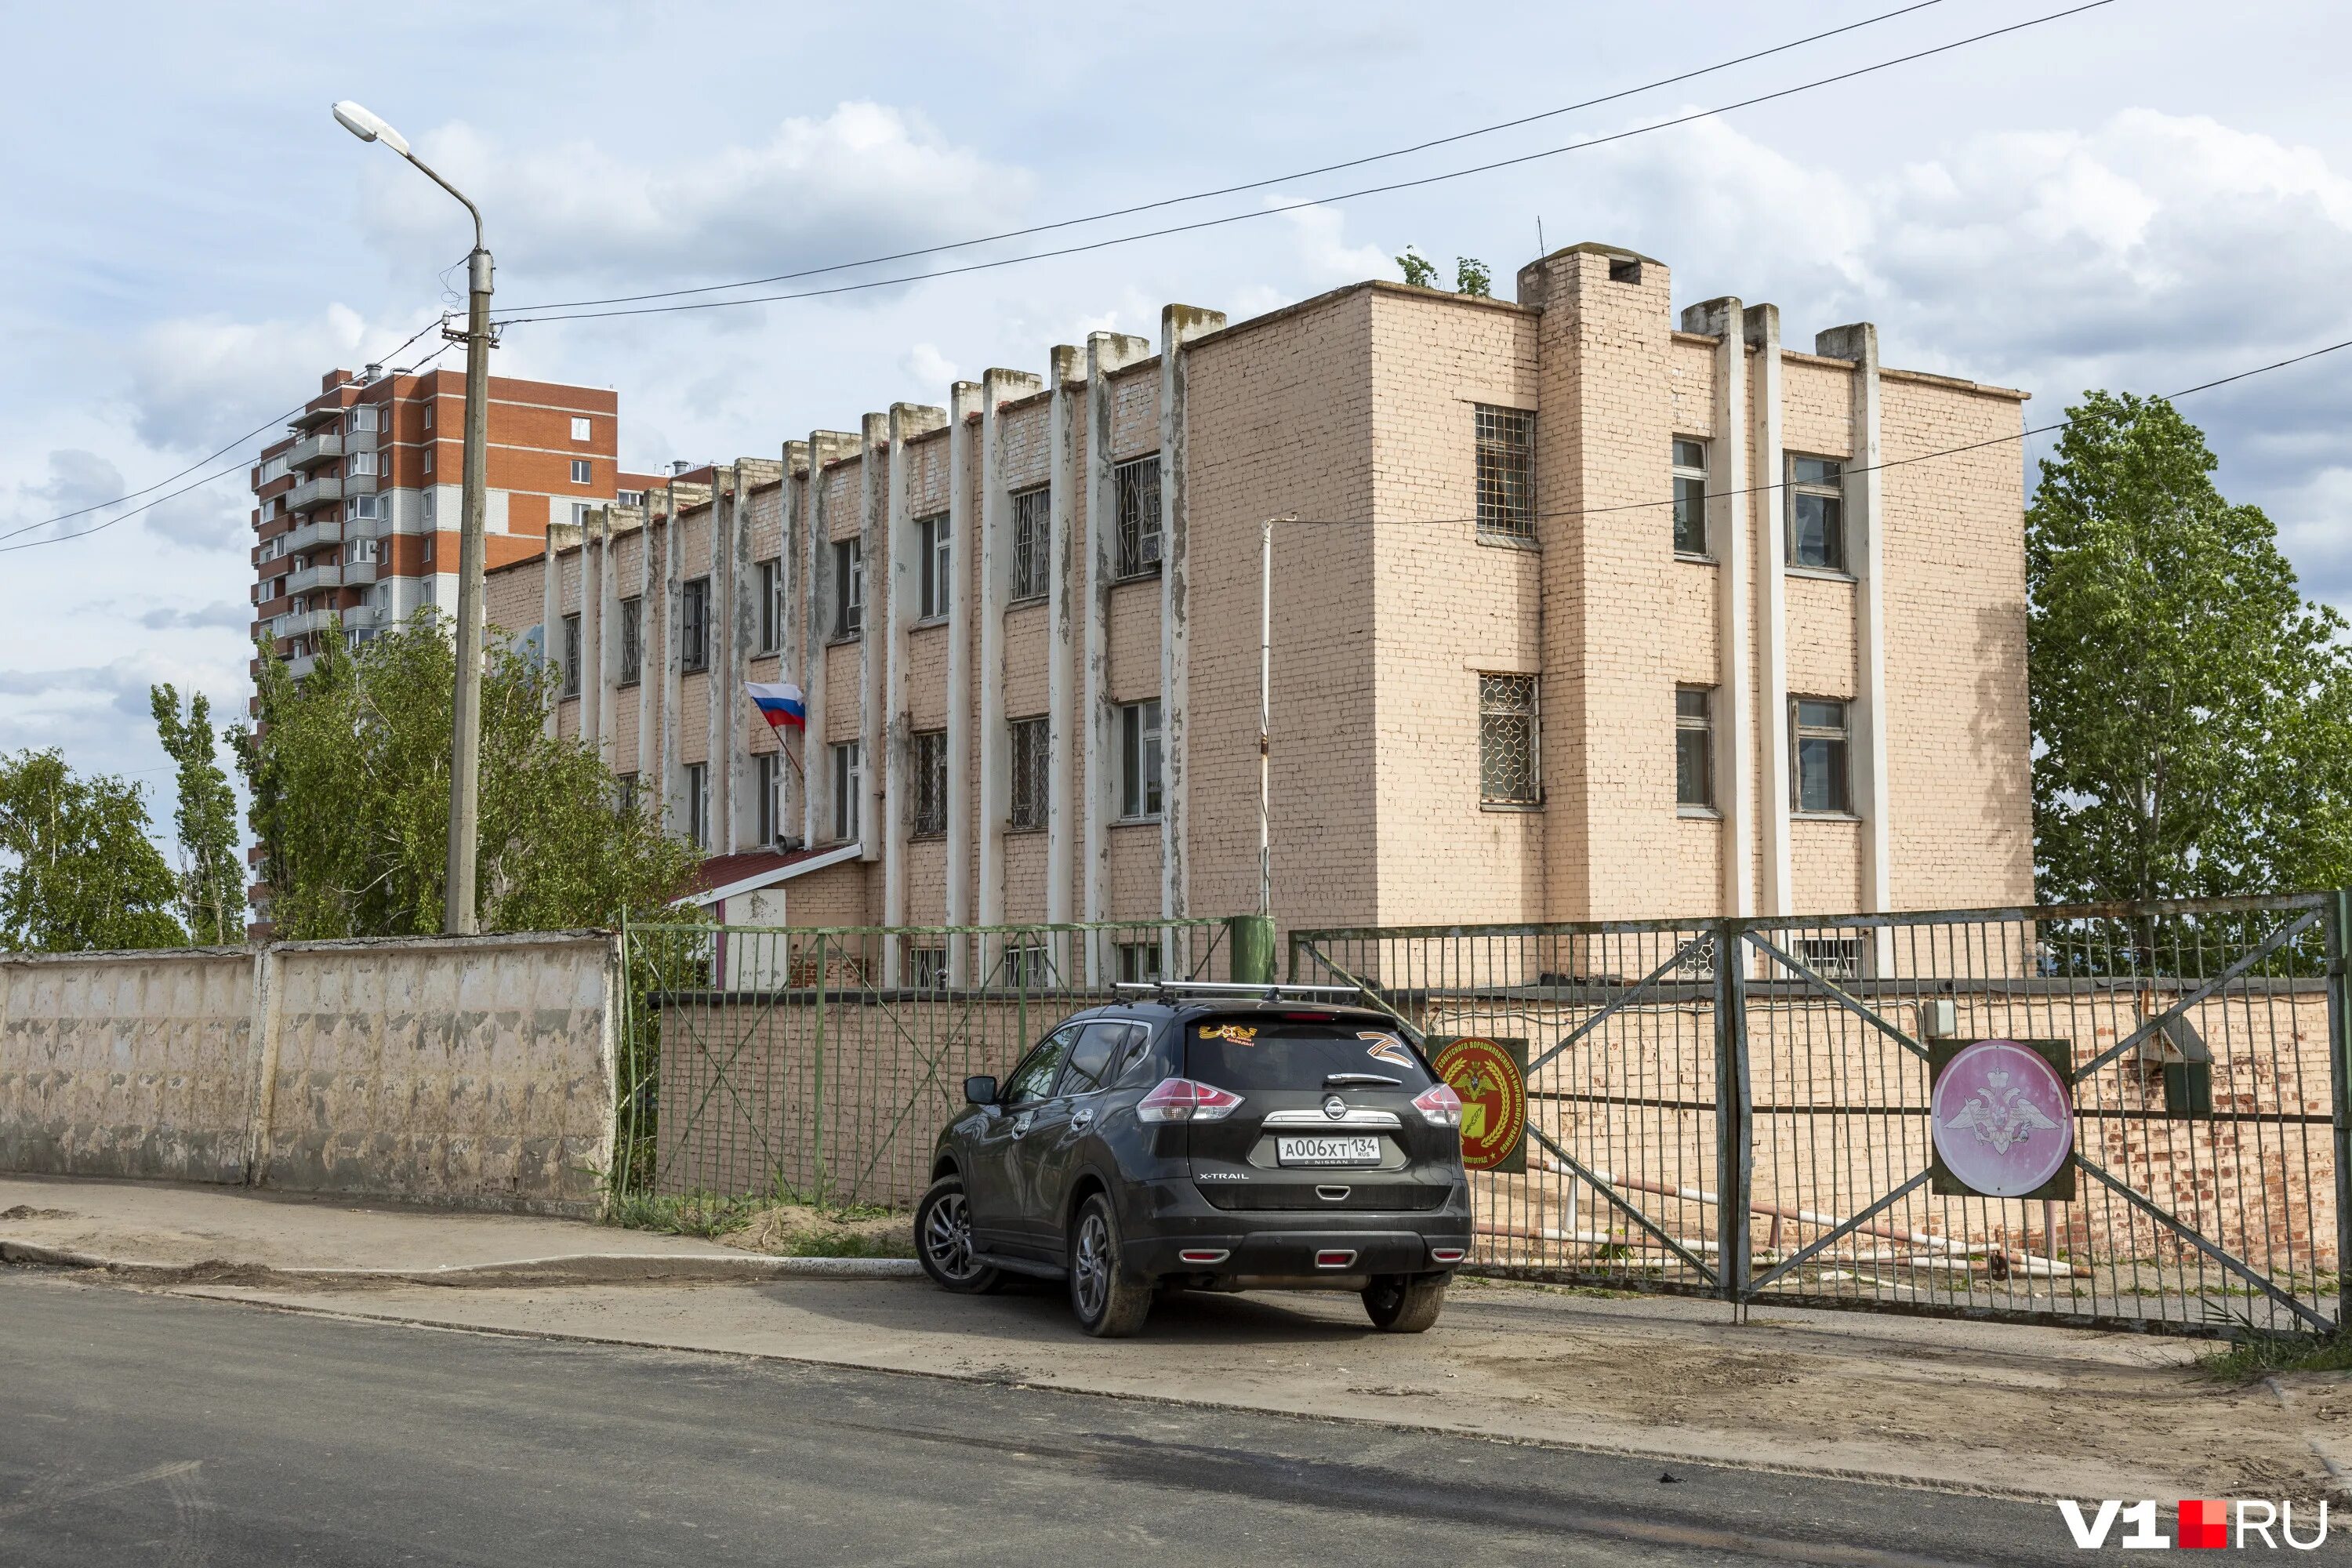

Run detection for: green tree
[[235, 612, 700, 938], [150, 684, 245, 943], [2028, 390, 2352, 902], [1454, 256, 1493, 297], [0, 750, 186, 951], [1396, 246, 1439, 289]]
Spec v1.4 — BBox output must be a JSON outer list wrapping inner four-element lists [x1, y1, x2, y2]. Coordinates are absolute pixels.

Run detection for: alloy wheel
[[924, 1190, 977, 1281], [1073, 1211, 1109, 1319]]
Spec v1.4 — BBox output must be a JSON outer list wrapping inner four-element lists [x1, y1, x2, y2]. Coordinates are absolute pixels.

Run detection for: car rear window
[[1184, 1017, 1433, 1092]]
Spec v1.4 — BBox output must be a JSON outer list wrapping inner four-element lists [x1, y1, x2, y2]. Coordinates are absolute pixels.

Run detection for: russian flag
[[746, 681, 806, 731]]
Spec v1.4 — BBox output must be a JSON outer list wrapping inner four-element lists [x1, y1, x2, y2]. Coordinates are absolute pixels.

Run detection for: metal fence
[[1291, 895, 2348, 1337], [615, 917, 1237, 1214]]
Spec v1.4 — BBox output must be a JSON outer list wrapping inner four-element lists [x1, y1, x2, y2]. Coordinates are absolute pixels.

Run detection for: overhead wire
[[496, 0, 1951, 315], [492, 0, 2115, 328]]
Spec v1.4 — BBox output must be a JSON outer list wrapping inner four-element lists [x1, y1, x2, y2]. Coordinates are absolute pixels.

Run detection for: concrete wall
[[0, 931, 620, 1215]]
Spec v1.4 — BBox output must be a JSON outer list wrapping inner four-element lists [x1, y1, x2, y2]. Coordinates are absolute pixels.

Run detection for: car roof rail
[[1111, 980, 1370, 1006]]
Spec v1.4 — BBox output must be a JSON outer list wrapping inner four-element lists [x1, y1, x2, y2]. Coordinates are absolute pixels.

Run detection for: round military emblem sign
[[1929, 1039, 2074, 1198], [1431, 1036, 1528, 1172]]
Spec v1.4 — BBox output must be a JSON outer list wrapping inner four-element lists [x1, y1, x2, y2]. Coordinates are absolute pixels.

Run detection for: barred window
[[681, 575, 710, 673], [1795, 936, 1862, 981], [561, 613, 582, 698], [1475, 405, 1535, 541], [1011, 485, 1051, 601], [1788, 456, 1846, 572], [1791, 698, 1851, 814], [1676, 686, 1714, 809], [1009, 716, 1049, 829], [619, 596, 642, 685], [1114, 455, 1161, 577], [909, 946, 949, 991], [1479, 673, 1539, 805], [1007, 942, 1057, 990], [1116, 941, 1163, 984], [912, 729, 947, 837], [1672, 439, 1708, 557]]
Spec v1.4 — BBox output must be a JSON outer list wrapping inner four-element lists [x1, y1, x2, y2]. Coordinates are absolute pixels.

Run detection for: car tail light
[[1137, 1077, 1245, 1123], [1430, 1247, 1468, 1265], [1413, 1082, 1464, 1127]]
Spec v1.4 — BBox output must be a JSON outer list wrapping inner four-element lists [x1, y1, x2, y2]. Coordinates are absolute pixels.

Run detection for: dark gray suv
[[915, 985, 1472, 1337]]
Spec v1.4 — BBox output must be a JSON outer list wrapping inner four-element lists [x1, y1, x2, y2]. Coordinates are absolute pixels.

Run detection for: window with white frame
[[422, 490, 436, 524], [347, 452, 378, 477], [423, 447, 434, 475], [756, 752, 784, 846], [1787, 456, 1846, 572], [619, 595, 643, 685], [1675, 686, 1714, 809], [1011, 485, 1050, 600], [349, 406, 379, 434], [618, 489, 645, 508], [757, 559, 784, 653], [830, 742, 862, 842], [571, 416, 592, 441], [1479, 673, 1540, 804], [423, 400, 435, 431], [832, 539, 862, 637], [561, 615, 583, 698], [1672, 439, 1708, 557], [571, 503, 592, 527], [347, 495, 378, 521], [684, 763, 710, 848], [1475, 405, 1535, 541], [681, 576, 710, 673], [1115, 942, 1162, 985], [570, 459, 593, 485], [917, 513, 950, 620], [1114, 455, 1161, 578], [1009, 717, 1048, 829], [1119, 699, 1161, 820], [1791, 698, 1851, 814], [257, 456, 288, 485], [912, 730, 947, 837]]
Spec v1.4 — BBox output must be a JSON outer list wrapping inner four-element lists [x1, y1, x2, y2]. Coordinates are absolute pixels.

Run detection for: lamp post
[[333, 100, 493, 935]]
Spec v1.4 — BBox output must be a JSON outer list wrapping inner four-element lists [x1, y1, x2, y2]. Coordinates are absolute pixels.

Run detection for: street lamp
[[333, 100, 494, 935]]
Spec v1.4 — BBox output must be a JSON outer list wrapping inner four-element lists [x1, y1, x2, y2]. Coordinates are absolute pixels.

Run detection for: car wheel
[[916, 1175, 1003, 1294], [1068, 1193, 1152, 1338], [1362, 1273, 1447, 1333]]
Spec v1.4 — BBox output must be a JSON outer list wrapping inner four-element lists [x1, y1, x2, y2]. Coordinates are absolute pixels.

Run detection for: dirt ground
[[718, 1204, 915, 1258]]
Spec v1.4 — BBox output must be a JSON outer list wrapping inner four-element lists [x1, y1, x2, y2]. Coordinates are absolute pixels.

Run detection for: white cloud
[[126, 303, 439, 452], [901, 342, 960, 387], [1271, 198, 1392, 285]]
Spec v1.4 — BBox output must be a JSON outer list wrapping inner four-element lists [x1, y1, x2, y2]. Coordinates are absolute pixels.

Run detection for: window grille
[[1011, 485, 1051, 600], [681, 577, 710, 673], [1479, 673, 1540, 804], [1791, 698, 1851, 813], [1672, 439, 1708, 556], [1475, 405, 1535, 541], [561, 614, 582, 698], [909, 946, 949, 991], [1788, 456, 1846, 572], [1795, 936, 1863, 980], [1675, 686, 1713, 808], [619, 596, 643, 685], [1009, 717, 1049, 829], [1114, 455, 1161, 577], [912, 730, 947, 837], [1006, 942, 1057, 989]]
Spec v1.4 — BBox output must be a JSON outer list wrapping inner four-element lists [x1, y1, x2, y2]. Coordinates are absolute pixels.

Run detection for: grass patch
[[606, 1188, 914, 1259], [2201, 1328, 2352, 1382]]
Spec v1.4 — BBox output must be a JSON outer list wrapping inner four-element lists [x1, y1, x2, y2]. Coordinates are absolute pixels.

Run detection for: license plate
[[1276, 1134, 1383, 1167]]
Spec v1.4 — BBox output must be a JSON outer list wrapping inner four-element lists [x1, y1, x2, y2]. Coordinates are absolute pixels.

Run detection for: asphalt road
[[1, 1269, 2114, 1566]]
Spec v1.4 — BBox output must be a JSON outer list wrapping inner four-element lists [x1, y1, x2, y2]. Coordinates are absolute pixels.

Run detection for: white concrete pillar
[[582, 513, 604, 757], [1745, 304, 1792, 917], [884, 403, 948, 972], [1159, 304, 1225, 927], [661, 499, 684, 839], [716, 466, 750, 854], [778, 441, 810, 846], [1044, 345, 1081, 925], [858, 413, 888, 867], [977, 368, 1044, 938], [945, 383, 982, 980], [1819, 322, 1893, 920], [1080, 332, 1151, 943], [1682, 298, 1755, 920], [800, 431, 856, 848]]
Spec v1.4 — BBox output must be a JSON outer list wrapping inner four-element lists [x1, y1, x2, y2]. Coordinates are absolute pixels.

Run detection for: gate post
[[811, 933, 829, 1204], [2328, 891, 2351, 1332], [1714, 919, 1753, 1308], [1228, 915, 1276, 985]]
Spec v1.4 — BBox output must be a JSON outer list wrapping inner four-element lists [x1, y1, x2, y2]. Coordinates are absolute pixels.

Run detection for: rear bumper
[[1127, 1227, 1468, 1279]]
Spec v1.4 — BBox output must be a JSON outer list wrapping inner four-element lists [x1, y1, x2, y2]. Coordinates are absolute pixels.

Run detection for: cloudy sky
[[4, 0, 2349, 829]]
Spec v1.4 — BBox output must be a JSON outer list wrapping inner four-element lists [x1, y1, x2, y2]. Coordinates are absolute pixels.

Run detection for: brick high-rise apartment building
[[247, 364, 659, 687], [488, 242, 2031, 965]]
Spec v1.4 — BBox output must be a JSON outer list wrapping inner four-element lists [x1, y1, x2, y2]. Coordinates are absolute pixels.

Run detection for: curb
[[0, 1239, 920, 1288]]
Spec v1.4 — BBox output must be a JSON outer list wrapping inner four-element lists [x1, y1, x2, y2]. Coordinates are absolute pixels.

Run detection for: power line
[[1276, 336, 2352, 528], [0, 317, 452, 550], [498, 0, 1950, 316], [495, 1, 2114, 328], [3, 340, 457, 556]]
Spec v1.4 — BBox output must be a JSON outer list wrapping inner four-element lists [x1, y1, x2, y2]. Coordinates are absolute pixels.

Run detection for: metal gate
[[1290, 895, 2348, 1336]]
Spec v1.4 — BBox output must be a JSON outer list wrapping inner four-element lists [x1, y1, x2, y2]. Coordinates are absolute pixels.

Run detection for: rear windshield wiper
[[1324, 1072, 1402, 1087]]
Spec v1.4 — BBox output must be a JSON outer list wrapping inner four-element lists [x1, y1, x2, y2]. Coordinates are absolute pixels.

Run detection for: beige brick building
[[488, 242, 2032, 959]]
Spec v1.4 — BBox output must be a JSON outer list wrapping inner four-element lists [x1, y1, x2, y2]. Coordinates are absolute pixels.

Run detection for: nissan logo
[[1323, 1095, 1347, 1120]]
